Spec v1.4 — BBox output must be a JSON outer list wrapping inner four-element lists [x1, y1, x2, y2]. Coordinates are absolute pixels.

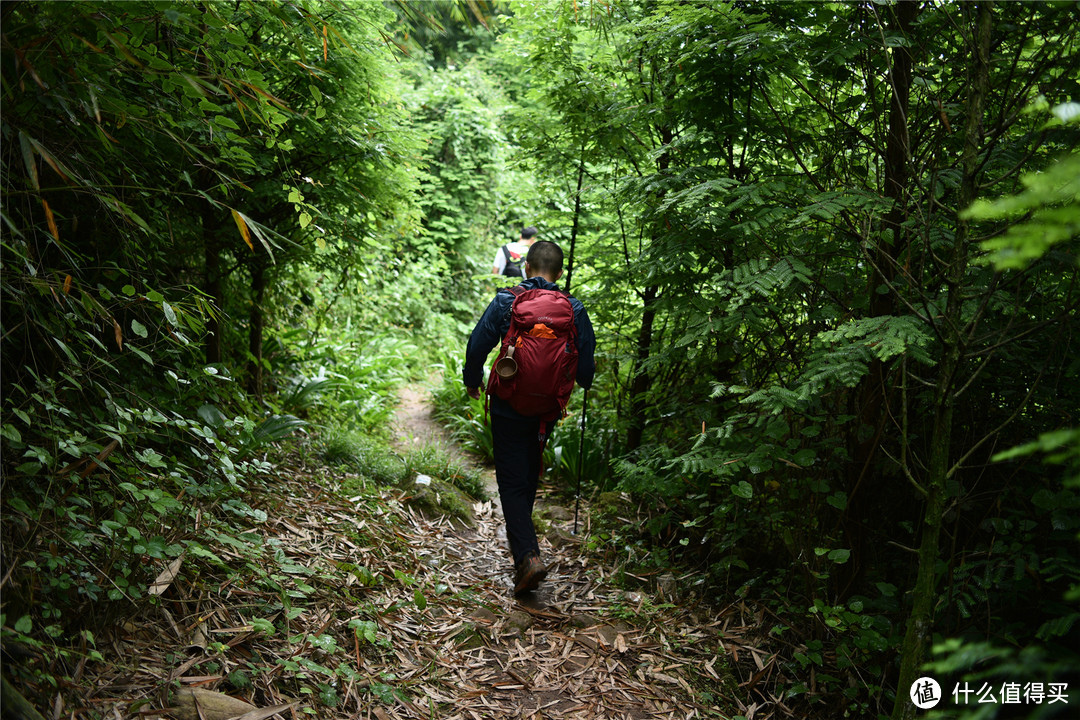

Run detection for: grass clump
[[322, 430, 406, 486], [403, 444, 488, 502]]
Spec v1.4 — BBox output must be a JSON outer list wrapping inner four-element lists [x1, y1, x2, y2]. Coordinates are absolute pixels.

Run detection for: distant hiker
[[465, 240, 596, 594], [492, 226, 538, 277]]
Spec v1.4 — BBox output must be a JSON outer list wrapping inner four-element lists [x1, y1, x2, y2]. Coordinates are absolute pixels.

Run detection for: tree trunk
[[565, 141, 587, 295], [625, 114, 674, 452], [247, 262, 266, 397], [625, 284, 657, 452], [891, 4, 993, 718], [198, 12, 223, 367], [844, 0, 919, 593], [204, 202, 223, 365]]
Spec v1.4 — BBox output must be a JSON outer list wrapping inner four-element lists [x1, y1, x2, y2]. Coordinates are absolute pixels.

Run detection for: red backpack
[[486, 286, 579, 421]]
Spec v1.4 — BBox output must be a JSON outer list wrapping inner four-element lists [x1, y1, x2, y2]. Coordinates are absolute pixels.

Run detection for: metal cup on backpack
[[494, 345, 518, 379]]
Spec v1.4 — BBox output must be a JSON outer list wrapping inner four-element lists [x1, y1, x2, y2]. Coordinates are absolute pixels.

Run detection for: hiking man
[[492, 226, 538, 277], [465, 240, 596, 594]]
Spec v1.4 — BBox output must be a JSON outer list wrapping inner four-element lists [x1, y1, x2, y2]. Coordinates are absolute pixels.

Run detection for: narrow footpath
[[378, 384, 757, 720]]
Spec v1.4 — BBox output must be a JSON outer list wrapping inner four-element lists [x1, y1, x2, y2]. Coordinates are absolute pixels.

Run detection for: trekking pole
[[574, 388, 589, 535]]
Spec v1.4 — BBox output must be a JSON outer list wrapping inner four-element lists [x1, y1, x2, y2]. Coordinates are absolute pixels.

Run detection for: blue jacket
[[464, 276, 596, 418]]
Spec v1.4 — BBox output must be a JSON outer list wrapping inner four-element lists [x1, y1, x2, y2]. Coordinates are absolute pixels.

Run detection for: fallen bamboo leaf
[[149, 555, 184, 596], [168, 688, 255, 720], [230, 701, 300, 720], [78, 439, 120, 479]]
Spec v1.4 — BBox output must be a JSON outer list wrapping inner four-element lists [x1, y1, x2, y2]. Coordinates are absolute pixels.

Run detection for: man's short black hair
[[526, 240, 563, 276], [521, 226, 538, 240]]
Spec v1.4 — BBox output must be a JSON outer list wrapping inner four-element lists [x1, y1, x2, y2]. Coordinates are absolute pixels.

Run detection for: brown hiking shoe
[[513, 553, 548, 594]]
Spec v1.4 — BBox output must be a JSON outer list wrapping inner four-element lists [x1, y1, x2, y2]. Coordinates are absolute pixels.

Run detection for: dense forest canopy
[[2, 1, 1077, 719]]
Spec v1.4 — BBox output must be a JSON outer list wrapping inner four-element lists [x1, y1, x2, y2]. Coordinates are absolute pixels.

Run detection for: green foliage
[[430, 355, 494, 460], [545, 404, 614, 491], [322, 430, 406, 486], [494, 2, 1080, 716], [402, 443, 488, 502], [993, 429, 1080, 489], [0, 1, 422, 705], [3, 0, 1079, 716], [964, 97, 1079, 270]]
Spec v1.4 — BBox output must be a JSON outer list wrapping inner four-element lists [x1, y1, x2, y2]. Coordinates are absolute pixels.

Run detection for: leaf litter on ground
[[50, 386, 798, 720]]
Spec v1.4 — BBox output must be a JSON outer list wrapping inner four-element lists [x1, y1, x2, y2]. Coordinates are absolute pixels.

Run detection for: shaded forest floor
[[21, 384, 804, 720]]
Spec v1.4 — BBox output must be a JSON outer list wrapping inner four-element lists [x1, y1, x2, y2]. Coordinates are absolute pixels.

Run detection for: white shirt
[[492, 240, 531, 276]]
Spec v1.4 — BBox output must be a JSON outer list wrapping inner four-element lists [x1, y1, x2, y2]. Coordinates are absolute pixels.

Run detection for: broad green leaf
[[1, 424, 22, 443], [251, 618, 275, 634], [214, 116, 240, 130], [828, 549, 851, 564]]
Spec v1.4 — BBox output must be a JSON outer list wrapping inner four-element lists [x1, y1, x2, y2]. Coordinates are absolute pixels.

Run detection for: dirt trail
[[381, 384, 732, 719], [66, 385, 750, 720]]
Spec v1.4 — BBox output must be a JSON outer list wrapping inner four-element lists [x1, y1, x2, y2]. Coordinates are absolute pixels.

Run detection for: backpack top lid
[[507, 286, 574, 330]]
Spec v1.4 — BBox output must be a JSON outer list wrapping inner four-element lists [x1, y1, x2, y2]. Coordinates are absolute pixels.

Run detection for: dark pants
[[490, 413, 549, 567]]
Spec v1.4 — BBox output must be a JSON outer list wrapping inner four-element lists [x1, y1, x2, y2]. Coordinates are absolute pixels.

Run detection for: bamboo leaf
[[53, 337, 78, 363], [233, 209, 284, 263], [27, 137, 73, 184], [18, 132, 39, 191], [113, 318, 123, 350], [162, 302, 178, 328], [130, 346, 153, 365], [42, 200, 59, 240], [232, 208, 254, 251]]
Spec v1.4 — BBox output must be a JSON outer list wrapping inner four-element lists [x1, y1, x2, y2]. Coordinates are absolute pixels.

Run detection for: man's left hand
[[466, 387, 481, 400]]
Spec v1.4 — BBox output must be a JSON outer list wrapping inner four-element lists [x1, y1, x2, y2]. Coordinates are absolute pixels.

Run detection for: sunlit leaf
[[162, 301, 178, 327], [42, 200, 59, 240], [232, 208, 254, 251], [27, 137, 73, 184]]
